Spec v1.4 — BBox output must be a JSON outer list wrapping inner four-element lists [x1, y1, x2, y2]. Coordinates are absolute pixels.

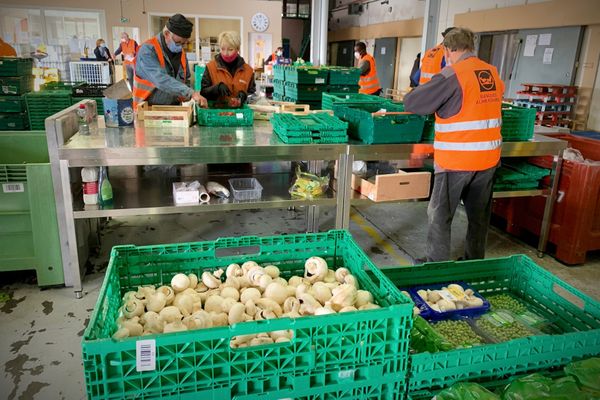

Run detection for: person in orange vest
[[265, 46, 283, 65], [416, 27, 455, 86], [0, 38, 17, 57], [114, 32, 139, 89], [200, 31, 255, 108], [404, 27, 504, 263], [133, 14, 207, 110], [354, 42, 381, 96]]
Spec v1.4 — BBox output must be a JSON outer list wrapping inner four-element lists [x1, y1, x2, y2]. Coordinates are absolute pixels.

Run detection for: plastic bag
[[289, 166, 329, 200], [410, 316, 455, 353], [502, 373, 590, 400], [434, 382, 499, 400], [564, 357, 600, 393]]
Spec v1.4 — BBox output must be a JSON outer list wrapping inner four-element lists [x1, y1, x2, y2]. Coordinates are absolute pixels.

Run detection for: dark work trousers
[[426, 167, 496, 262]]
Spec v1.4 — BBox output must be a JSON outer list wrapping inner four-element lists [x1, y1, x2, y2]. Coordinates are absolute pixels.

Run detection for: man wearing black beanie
[[133, 13, 207, 110]]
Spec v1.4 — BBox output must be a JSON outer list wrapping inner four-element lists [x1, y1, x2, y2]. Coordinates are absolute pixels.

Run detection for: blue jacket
[[135, 33, 193, 105]]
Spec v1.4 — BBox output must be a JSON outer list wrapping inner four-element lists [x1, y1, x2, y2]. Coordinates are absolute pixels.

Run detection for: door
[[374, 37, 397, 91], [397, 37, 421, 90], [336, 41, 355, 67]]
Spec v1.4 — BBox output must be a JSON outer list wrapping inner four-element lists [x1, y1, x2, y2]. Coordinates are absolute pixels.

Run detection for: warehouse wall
[[0, 0, 282, 61]]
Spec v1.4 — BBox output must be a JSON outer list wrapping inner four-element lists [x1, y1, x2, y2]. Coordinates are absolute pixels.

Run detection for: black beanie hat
[[167, 14, 193, 39]]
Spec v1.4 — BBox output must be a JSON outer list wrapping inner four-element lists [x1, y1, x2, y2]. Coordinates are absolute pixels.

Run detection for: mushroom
[[269, 330, 293, 341], [264, 265, 280, 278], [298, 293, 321, 315], [344, 274, 359, 289], [119, 316, 143, 337], [249, 337, 274, 346], [188, 273, 199, 289], [324, 269, 337, 283], [140, 311, 164, 333], [355, 290, 374, 308], [112, 327, 129, 339], [286, 285, 297, 297], [241, 261, 259, 274], [413, 306, 421, 316], [275, 337, 291, 343], [416, 290, 428, 301], [122, 299, 144, 318], [220, 297, 238, 313], [221, 286, 240, 301], [334, 268, 350, 283], [182, 288, 203, 304], [240, 288, 261, 304], [255, 298, 283, 317], [310, 282, 333, 304], [192, 302, 203, 313], [339, 306, 358, 313], [164, 321, 188, 333], [226, 263, 243, 278], [288, 276, 304, 287], [358, 303, 381, 311], [228, 303, 247, 325], [295, 283, 311, 299], [255, 309, 277, 320], [137, 285, 155, 301], [436, 299, 457, 312], [304, 257, 328, 283], [223, 276, 241, 290], [329, 284, 357, 311], [258, 274, 273, 291], [210, 312, 229, 326], [429, 303, 441, 312], [202, 271, 221, 289], [264, 282, 288, 305], [447, 284, 465, 295], [230, 334, 256, 348], [171, 274, 190, 293], [314, 306, 336, 315], [145, 292, 167, 313], [283, 297, 300, 316], [157, 286, 175, 305], [245, 299, 257, 316], [159, 306, 183, 323], [465, 289, 475, 297], [184, 310, 212, 329], [273, 277, 288, 286], [204, 295, 225, 313], [248, 267, 266, 287], [173, 293, 194, 316], [427, 290, 442, 303], [465, 296, 484, 307]]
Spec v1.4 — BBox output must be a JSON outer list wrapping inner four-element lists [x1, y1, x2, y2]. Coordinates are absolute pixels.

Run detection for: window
[[0, 8, 43, 56]]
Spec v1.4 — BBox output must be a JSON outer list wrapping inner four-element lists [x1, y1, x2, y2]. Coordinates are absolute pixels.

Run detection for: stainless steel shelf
[[72, 173, 336, 219]]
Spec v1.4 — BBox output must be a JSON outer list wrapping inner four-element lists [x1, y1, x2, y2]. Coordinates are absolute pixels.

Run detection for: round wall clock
[[251, 12, 269, 32]]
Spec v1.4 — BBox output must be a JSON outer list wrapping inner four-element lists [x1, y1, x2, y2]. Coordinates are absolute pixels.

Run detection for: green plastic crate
[[285, 66, 329, 84], [333, 102, 424, 144], [272, 92, 285, 101], [501, 104, 536, 142], [382, 255, 600, 398], [0, 94, 27, 113], [322, 92, 385, 111], [193, 64, 205, 91], [327, 85, 360, 93], [284, 82, 326, 101], [0, 75, 33, 95], [273, 79, 285, 95], [0, 57, 33, 77], [493, 181, 540, 191], [0, 112, 29, 130], [273, 64, 285, 80], [421, 115, 435, 142], [270, 112, 348, 136], [82, 230, 412, 400], [0, 131, 64, 286], [196, 104, 254, 126], [274, 130, 348, 144], [27, 91, 73, 130], [327, 67, 361, 85]]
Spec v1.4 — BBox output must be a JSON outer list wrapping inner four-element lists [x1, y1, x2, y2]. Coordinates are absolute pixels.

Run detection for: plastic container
[[327, 67, 361, 85], [72, 83, 110, 97], [69, 61, 111, 84], [273, 64, 285, 80], [196, 104, 254, 127], [327, 84, 360, 93], [473, 310, 540, 343], [284, 66, 329, 84], [284, 82, 326, 101], [0, 57, 33, 76], [81, 167, 99, 205], [0, 94, 27, 112], [409, 281, 490, 320], [81, 230, 412, 400], [0, 112, 29, 130], [228, 177, 263, 201], [26, 91, 72, 130], [501, 104, 536, 142], [322, 92, 385, 110], [382, 255, 600, 398], [0, 75, 33, 95]]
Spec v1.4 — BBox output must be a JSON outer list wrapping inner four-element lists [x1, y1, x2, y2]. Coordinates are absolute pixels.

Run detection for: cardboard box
[[172, 182, 199, 205], [351, 170, 431, 202], [102, 80, 134, 127], [137, 102, 193, 127]]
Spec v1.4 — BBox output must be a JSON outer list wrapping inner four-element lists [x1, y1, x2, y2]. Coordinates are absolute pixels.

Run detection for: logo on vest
[[475, 70, 496, 92]]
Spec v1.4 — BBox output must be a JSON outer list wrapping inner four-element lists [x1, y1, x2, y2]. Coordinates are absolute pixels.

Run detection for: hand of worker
[[237, 91, 248, 105], [216, 82, 231, 97], [228, 97, 241, 108], [192, 92, 208, 108]]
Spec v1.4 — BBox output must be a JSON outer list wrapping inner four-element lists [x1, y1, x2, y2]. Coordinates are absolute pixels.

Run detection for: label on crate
[[136, 339, 156, 372], [338, 369, 355, 380], [315, 78, 325, 84], [2, 183, 24, 193], [236, 113, 244, 119]]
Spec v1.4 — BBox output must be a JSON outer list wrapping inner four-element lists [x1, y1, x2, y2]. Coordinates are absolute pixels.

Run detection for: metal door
[[374, 37, 397, 91], [336, 41, 355, 67]]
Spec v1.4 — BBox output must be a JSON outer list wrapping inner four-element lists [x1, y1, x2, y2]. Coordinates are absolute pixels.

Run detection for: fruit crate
[[284, 82, 326, 102], [333, 102, 424, 144], [0, 75, 33, 95], [273, 64, 285, 81], [193, 64, 205, 91], [0, 57, 33, 77], [0, 94, 27, 113], [327, 85, 360, 93], [284, 66, 329, 84], [0, 131, 64, 286], [26, 91, 72, 130], [196, 104, 254, 126], [82, 230, 413, 400], [327, 67, 361, 86], [72, 83, 110, 98], [381, 255, 600, 398], [322, 92, 385, 110], [421, 115, 435, 142], [501, 104, 536, 142], [0, 112, 29, 130]]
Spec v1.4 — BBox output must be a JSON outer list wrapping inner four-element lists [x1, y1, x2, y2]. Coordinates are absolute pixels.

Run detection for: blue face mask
[[167, 37, 183, 53], [100, 43, 106, 48]]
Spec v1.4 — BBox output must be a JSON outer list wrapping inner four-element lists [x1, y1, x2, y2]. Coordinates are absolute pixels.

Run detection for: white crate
[[69, 61, 111, 84]]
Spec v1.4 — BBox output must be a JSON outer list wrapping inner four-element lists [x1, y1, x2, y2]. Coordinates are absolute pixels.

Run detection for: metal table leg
[[305, 160, 324, 232], [335, 153, 353, 230], [537, 150, 564, 257]]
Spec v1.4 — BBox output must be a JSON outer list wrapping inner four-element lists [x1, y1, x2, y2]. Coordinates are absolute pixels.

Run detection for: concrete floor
[[1, 203, 599, 399]]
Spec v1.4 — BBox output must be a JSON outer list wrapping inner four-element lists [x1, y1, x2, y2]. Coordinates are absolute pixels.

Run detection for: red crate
[[493, 133, 600, 264]]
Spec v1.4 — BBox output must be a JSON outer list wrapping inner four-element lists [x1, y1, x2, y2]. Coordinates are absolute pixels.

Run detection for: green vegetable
[[410, 316, 455, 353], [435, 382, 500, 400], [432, 320, 485, 348], [487, 293, 527, 314], [475, 311, 535, 342]]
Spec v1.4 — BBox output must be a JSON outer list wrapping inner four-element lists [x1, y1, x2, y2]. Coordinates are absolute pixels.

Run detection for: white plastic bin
[[69, 61, 111, 84]]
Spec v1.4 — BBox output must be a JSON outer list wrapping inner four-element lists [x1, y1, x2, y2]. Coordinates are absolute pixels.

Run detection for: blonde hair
[[96, 38, 104, 47], [218, 31, 241, 50]]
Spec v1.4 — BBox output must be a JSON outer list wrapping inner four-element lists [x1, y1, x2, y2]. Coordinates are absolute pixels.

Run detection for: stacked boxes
[[26, 82, 76, 130], [0, 57, 34, 130], [270, 112, 348, 144]]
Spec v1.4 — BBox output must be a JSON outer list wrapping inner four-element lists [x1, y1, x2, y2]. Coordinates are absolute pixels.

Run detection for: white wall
[[397, 36, 421, 90]]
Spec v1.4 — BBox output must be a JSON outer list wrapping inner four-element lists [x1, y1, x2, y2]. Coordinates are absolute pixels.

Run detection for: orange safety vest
[[121, 39, 138, 65], [270, 52, 276, 65], [433, 57, 505, 171], [132, 37, 187, 110], [358, 54, 381, 94], [419, 44, 445, 85], [206, 58, 254, 100]]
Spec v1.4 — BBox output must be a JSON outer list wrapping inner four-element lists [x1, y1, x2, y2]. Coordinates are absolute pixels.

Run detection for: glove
[[217, 82, 231, 97], [237, 91, 248, 104]]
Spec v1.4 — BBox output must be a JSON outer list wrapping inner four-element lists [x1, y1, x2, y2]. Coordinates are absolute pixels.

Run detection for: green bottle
[[98, 166, 113, 207]]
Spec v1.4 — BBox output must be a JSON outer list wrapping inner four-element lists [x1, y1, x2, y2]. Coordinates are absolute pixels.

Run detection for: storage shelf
[[72, 173, 336, 219]]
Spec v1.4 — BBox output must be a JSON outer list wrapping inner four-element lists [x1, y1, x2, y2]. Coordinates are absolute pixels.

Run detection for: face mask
[[100, 43, 106, 48], [167, 37, 183, 53], [354, 51, 361, 60], [276, 50, 282, 57], [221, 51, 238, 63]]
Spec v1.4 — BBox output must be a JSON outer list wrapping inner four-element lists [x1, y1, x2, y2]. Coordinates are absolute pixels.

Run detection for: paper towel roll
[[198, 184, 210, 203]]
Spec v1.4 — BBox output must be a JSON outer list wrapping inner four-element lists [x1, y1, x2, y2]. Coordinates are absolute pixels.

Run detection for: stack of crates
[[501, 103, 536, 142], [71, 83, 109, 115], [272, 65, 286, 101], [26, 82, 80, 130], [0, 57, 34, 130], [322, 92, 384, 111], [326, 67, 361, 94], [284, 66, 328, 109], [270, 112, 348, 144], [494, 159, 551, 191]]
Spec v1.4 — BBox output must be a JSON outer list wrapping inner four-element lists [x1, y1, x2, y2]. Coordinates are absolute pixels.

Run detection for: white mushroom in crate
[[264, 265, 280, 278], [188, 273, 199, 290], [264, 282, 288, 305], [145, 292, 167, 313], [171, 274, 190, 293], [304, 257, 328, 283], [163, 321, 188, 333], [122, 299, 145, 319], [159, 306, 183, 323], [202, 271, 221, 289]]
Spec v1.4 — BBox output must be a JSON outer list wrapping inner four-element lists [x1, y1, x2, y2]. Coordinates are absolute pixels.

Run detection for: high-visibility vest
[[358, 54, 381, 94], [433, 57, 505, 171], [206, 58, 254, 99], [121, 39, 138, 65], [419, 44, 445, 85], [270, 52, 276, 65], [132, 36, 187, 110]]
